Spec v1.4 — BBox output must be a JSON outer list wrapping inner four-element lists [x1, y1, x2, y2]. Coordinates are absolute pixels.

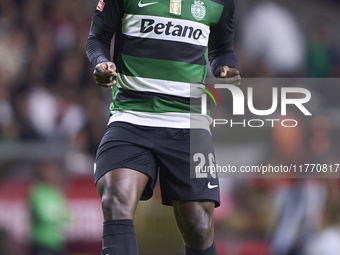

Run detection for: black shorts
[[94, 121, 220, 207]]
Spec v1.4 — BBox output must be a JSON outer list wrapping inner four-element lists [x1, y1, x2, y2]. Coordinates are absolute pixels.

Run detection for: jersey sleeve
[[208, 0, 238, 77], [86, 0, 124, 67], [92, 0, 124, 33]]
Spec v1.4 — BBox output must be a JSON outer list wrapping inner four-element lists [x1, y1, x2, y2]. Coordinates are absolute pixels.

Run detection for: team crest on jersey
[[170, 0, 182, 15], [191, 0, 206, 20], [96, 0, 105, 12]]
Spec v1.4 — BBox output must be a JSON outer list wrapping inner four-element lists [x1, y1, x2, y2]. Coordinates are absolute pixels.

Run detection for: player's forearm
[[86, 21, 113, 67], [209, 44, 238, 77]]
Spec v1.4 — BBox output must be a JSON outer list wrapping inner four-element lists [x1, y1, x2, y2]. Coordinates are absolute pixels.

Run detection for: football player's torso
[[108, 0, 224, 129], [116, 0, 224, 90]]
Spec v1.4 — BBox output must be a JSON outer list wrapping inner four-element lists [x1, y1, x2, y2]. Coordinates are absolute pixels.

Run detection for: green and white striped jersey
[[90, 0, 235, 129]]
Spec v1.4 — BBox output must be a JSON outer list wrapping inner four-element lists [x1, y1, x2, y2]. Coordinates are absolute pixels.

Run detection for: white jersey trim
[[108, 110, 212, 131]]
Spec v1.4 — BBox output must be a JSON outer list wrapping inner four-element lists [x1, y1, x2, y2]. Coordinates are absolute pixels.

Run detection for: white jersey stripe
[[122, 14, 210, 47], [117, 73, 203, 98], [108, 110, 212, 131]]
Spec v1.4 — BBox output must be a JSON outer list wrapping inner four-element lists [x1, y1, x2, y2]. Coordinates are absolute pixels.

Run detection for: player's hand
[[219, 66, 241, 86], [93, 62, 117, 87]]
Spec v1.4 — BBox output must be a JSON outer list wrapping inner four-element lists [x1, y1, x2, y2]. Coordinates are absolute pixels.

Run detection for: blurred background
[[0, 0, 340, 254]]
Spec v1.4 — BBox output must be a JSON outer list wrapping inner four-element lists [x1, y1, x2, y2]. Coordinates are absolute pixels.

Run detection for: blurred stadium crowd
[[0, 0, 340, 254], [0, 0, 106, 156]]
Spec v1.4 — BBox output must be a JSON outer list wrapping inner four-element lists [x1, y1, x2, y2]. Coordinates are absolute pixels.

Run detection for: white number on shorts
[[193, 153, 216, 178]]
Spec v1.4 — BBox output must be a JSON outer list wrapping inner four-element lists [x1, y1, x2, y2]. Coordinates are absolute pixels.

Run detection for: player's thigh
[[94, 122, 158, 219], [96, 168, 150, 220]]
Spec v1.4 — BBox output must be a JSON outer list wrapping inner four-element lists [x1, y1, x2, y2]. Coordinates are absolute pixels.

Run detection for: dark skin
[[96, 169, 215, 250], [94, 61, 240, 250]]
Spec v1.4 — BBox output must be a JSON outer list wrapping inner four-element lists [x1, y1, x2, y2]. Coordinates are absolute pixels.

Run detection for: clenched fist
[[219, 66, 241, 86], [93, 62, 117, 87]]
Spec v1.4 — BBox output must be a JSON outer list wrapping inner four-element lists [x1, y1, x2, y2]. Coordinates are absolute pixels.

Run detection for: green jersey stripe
[[116, 73, 204, 97], [123, 0, 221, 26], [118, 54, 207, 84]]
